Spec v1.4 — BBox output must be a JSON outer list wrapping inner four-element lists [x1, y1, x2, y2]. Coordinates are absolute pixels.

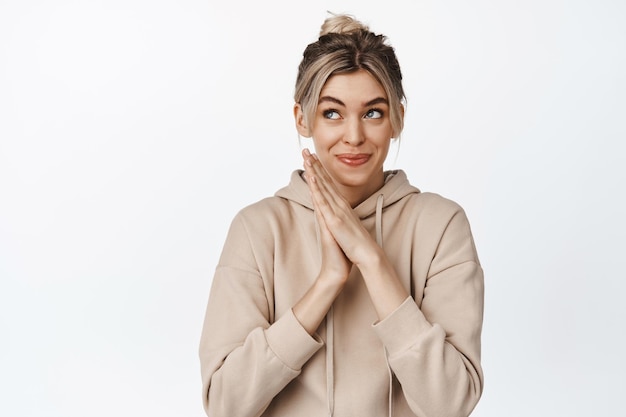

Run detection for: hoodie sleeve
[[199, 212, 324, 417], [373, 206, 484, 417]]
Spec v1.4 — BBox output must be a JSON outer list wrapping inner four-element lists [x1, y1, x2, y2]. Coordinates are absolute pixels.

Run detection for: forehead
[[319, 70, 387, 103]]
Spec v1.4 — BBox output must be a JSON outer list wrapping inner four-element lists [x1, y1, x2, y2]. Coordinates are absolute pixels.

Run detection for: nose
[[343, 118, 365, 146]]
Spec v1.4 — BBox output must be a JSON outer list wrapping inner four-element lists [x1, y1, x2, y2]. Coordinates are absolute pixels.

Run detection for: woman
[[199, 13, 484, 417]]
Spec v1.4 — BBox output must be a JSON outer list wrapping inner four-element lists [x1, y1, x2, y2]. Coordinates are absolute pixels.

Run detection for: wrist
[[354, 245, 385, 272], [316, 270, 349, 293]]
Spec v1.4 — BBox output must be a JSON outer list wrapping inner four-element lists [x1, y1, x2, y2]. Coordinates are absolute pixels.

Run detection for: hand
[[301, 148, 409, 320], [302, 150, 352, 285], [315, 197, 353, 285], [302, 149, 378, 267]]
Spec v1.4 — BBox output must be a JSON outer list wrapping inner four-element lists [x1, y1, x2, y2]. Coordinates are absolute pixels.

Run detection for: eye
[[364, 108, 383, 119], [323, 109, 341, 120]]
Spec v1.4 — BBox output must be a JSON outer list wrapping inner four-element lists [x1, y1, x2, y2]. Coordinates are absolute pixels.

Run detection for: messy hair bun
[[319, 13, 369, 36]]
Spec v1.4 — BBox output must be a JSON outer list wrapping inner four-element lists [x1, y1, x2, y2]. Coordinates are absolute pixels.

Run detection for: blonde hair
[[294, 13, 405, 138]]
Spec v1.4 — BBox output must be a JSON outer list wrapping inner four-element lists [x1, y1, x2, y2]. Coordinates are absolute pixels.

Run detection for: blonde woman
[[200, 13, 484, 417]]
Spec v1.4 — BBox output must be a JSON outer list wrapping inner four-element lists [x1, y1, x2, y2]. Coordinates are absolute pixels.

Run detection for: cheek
[[368, 125, 394, 144], [311, 129, 338, 150]]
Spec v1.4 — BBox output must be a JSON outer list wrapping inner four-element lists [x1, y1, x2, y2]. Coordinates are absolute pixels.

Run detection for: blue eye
[[365, 109, 383, 119], [323, 109, 341, 120]]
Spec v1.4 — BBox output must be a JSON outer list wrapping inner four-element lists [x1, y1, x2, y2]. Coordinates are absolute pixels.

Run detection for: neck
[[336, 173, 385, 208]]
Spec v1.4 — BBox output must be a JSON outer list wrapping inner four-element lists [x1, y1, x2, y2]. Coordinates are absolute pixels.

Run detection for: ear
[[294, 103, 312, 138]]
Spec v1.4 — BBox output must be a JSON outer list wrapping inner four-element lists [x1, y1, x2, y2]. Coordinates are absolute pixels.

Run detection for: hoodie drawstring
[[323, 193, 392, 417], [326, 306, 335, 417], [375, 194, 394, 417], [314, 217, 335, 417], [375, 194, 384, 247]]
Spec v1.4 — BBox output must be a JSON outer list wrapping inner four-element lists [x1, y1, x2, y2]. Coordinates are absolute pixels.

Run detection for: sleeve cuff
[[372, 296, 433, 356], [264, 308, 324, 370]]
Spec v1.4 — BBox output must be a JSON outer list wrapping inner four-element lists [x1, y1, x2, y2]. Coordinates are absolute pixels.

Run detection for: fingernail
[[303, 148, 311, 156]]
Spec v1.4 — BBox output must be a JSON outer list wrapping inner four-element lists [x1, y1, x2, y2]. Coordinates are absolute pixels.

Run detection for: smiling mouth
[[336, 153, 371, 166]]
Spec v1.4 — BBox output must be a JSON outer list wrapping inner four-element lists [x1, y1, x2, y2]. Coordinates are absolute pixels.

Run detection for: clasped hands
[[302, 148, 381, 282], [297, 148, 408, 323]]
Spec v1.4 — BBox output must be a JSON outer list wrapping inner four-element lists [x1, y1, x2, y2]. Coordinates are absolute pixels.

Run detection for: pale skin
[[291, 70, 409, 335]]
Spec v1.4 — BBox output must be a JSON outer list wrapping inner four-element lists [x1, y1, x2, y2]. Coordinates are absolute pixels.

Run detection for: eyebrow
[[318, 96, 389, 107]]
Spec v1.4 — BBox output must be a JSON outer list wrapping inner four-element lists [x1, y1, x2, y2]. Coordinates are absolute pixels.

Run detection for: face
[[295, 70, 396, 204]]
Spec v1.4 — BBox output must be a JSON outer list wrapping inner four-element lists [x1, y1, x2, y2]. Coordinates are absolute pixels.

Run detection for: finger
[[308, 174, 334, 219], [302, 150, 336, 209], [308, 176, 344, 255], [302, 148, 316, 171], [302, 148, 319, 186], [305, 153, 347, 210], [313, 176, 343, 220], [309, 174, 358, 241]]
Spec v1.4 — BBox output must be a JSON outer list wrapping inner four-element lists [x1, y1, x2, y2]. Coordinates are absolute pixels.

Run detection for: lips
[[336, 153, 371, 167]]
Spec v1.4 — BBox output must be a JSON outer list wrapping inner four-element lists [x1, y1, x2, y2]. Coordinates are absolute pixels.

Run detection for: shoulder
[[397, 191, 480, 266], [401, 191, 466, 219], [382, 171, 465, 220], [391, 191, 476, 247], [230, 195, 308, 238], [237, 196, 295, 221], [219, 196, 302, 261]]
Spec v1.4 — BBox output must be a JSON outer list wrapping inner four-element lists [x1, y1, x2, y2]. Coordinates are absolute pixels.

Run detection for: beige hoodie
[[199, 170, 484, 417]]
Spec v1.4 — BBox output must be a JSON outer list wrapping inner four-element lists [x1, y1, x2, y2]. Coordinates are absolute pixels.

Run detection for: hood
[[275, 169, 421, 218]]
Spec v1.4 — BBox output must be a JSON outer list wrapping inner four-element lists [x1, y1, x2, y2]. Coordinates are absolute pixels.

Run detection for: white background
[[1, 1, 625, 416]]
